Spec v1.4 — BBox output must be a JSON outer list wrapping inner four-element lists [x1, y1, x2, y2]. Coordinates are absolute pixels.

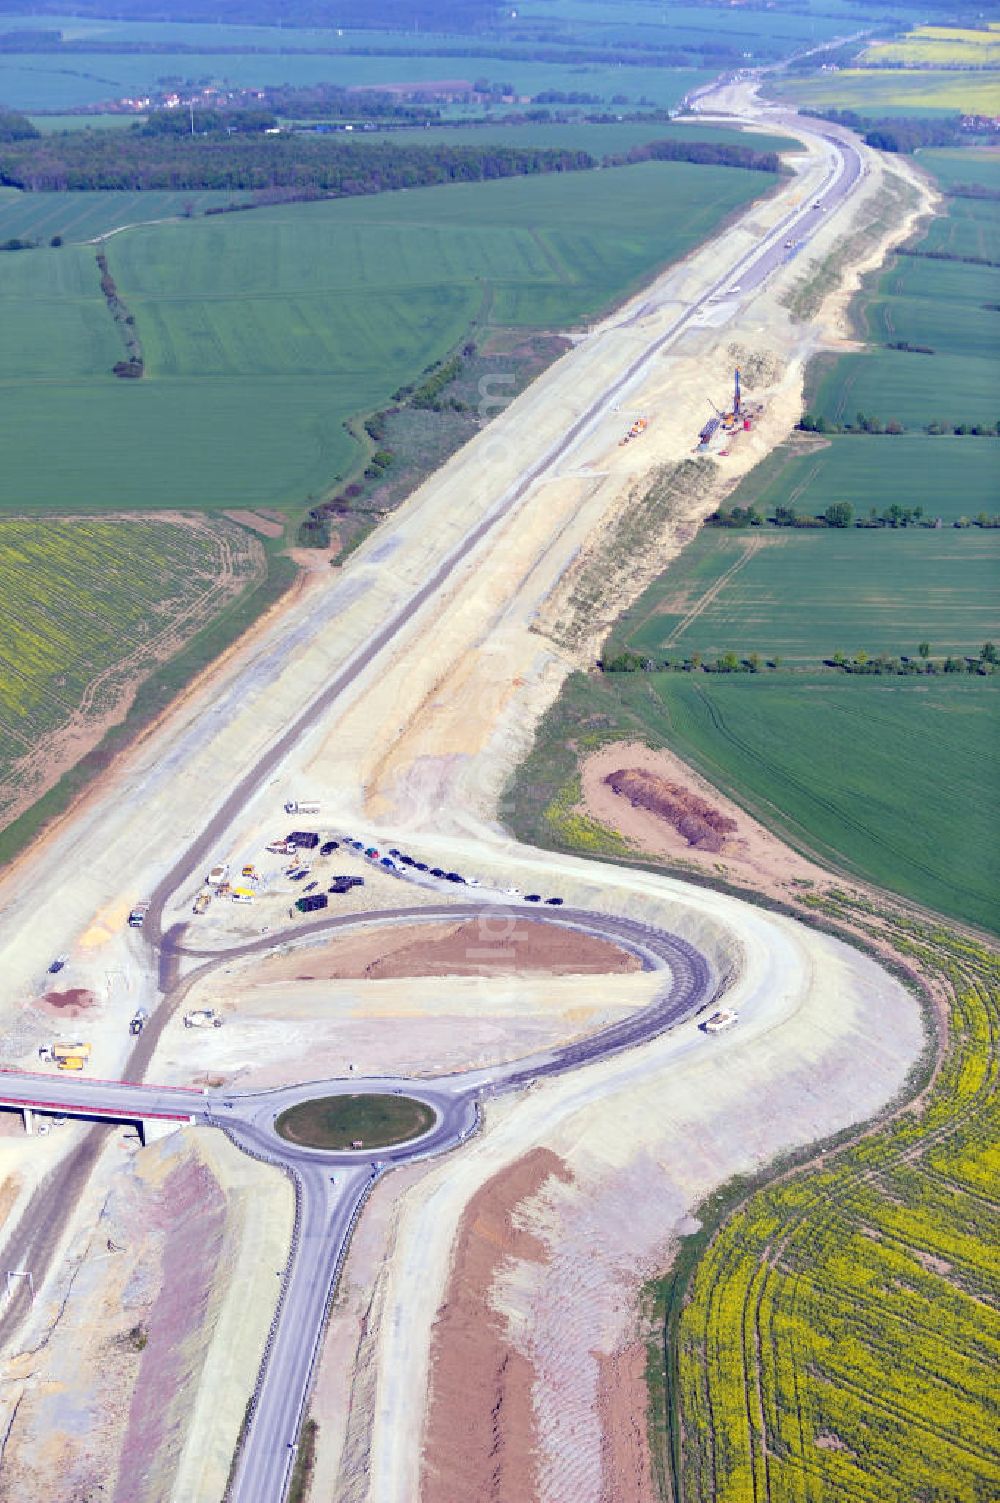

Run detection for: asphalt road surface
[[0, 102, 866, 1503]]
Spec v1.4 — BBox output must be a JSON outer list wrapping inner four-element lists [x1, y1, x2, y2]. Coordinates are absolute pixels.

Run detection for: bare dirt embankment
[[0, 1129, 292, 1503], [263, 918, 640, 983], [420, 1148, 573, 1503]]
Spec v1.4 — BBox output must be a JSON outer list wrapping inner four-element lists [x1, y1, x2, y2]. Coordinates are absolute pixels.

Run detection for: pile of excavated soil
[[605, 767, 737, 852], [596, 1344, 658, 1503], [37, 987, 97, 1018], [420, 1148, 573, 1503], [579, 741, 840, 904], [258, 919, 640, 984]]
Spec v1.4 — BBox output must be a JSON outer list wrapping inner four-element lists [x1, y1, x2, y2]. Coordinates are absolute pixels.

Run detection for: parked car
[[320, 841, 339, 857], [48, 956, 67, 974], [414, 862, 429, 872], [445, 872, 465, 883], [430, 867, 446, 878], [525, 894, 542, 902], [545, 897, 564, 906]]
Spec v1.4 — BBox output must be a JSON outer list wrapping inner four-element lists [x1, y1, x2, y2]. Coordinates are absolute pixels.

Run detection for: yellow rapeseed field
[[777, 67, 1000, 115], [863, 24, 1000, 70], [0, 515, 262, 825], [669, 917, 999, 1502]]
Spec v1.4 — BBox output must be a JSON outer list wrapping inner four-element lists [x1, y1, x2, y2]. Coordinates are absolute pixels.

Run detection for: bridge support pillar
[[140, 1118, 188, 1146], [22, 1107, 33, 1136]]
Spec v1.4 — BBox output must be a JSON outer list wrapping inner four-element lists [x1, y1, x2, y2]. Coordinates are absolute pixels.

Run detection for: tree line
[[799, 411, 1000, 438], [802, 108, 964, 154], [0, 131, 594, 193], [708, 500, 1000, 530], [602, 642, 998, 677], [0, 120, 780, 193]]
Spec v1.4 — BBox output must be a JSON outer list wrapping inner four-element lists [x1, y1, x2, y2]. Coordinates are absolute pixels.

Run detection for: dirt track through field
[[663, 534, 762, 647]]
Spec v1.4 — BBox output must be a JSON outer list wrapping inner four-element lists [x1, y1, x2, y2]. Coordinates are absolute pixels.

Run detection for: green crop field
[[0, 51, 712, 113], [27, 114, 141, 133], [917, 194, 1000, 264], [615, 674, 998, 929], [807, 162, 999, 432], [613, 526, 1000, 667], [381, 121, 800, 156], [810, 349, 998, 431], [665, 921, 999, 1503], [705, 436, 999, 526], [0, 187, 246, 245], [917, 146, 1000, 193], [0, 513, 263, 831], [0, 159, 775, 515]]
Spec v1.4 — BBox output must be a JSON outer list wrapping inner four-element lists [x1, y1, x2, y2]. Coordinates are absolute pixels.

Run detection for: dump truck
[[128, 902, 149, 929], [52, 1040, 91, 1061], [284, 799, 321, 815], [51, 1040, 91, 1069], [129, 1008, 149, 1036], [184, 1009, 223, 1029], [192, 889, 212, 915], [702, 1009, 738, 1034]]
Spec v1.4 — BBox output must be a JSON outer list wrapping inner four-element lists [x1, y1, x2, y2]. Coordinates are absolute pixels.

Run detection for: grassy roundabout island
[[275, 1093, 437, 1150]]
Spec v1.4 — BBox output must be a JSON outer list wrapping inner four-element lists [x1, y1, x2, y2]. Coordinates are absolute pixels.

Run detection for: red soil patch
[[38, 987, 97, 1018], [596, 1343, 658, 1503], [605, 767, 737, 853], [421, 1148, 573, 1503], [264, 918, 641, 984]]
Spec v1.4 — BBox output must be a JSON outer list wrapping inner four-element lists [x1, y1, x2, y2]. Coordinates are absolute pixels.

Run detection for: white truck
[[184, 1009, 223, 1029], [206, 863, 229, 887], [702, 1009, 738, 1035], [284, 799, 321, 815]]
